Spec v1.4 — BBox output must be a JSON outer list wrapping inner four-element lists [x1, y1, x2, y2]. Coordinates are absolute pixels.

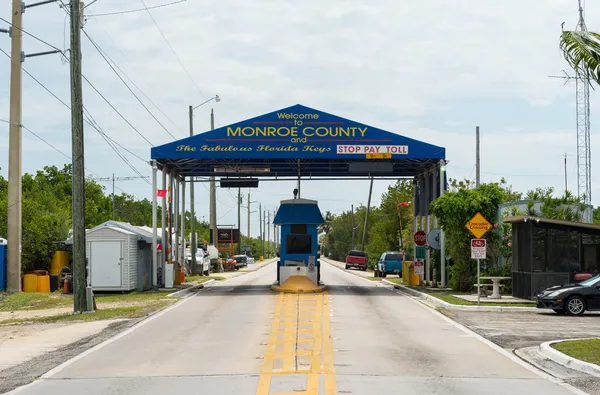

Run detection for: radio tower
[[551, 0, 592, 205], [575, 0, 592, 206]]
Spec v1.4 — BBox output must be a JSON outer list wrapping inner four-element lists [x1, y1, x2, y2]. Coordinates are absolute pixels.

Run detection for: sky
[[0, 0, 599, 239]]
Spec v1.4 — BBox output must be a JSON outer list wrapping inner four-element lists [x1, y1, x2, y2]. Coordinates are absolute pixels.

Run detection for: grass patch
[[0, 291, 72, 311], [553, 338, 600, 366], [95, 291, 174, 304], [377, 279, 535, 307], [0, 301, 174, 325]]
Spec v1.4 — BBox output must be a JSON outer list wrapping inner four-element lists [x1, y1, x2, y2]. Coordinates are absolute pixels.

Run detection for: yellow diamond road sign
[[465, 212, 492, 239]]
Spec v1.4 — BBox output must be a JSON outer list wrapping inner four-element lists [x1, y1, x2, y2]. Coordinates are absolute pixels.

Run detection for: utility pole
[[263, 209, 266, 258], [7, 0, 23, 293], [247, 192, 250, 240], [259, 203, 263, 257], [267, 211, 270, 257], [70, 0, 90, 312], [237, 188, 241, 254], [361, 177, 374, 251], [189, 105, 196, 274], [351, 204, 355, 249], [476, 126, 481, 187], [209, 109, 217, 245], [564, 153, 568, 195], [91, 175, 149, 220]]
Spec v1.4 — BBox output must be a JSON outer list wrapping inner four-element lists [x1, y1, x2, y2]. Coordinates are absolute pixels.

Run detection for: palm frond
[[560, 31, 600, 85]]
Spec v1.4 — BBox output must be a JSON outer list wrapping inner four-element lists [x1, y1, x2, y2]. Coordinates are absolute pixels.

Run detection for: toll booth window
[[286, 235, 312, 254], [290, 224, 307, 234]]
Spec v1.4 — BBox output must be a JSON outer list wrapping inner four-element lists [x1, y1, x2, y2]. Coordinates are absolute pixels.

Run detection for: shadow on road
[[195, 284, 401, 296]]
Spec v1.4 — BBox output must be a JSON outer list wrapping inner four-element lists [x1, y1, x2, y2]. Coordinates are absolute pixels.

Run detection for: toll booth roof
[[274, 200, 324, 225]]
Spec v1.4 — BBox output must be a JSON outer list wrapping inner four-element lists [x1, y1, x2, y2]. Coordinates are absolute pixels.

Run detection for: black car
[[536, 274, 600, 315]]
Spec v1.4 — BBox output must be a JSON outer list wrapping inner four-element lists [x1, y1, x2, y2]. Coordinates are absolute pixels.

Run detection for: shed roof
[[64, 221, 161, 245], [503, 215, 600, 231]]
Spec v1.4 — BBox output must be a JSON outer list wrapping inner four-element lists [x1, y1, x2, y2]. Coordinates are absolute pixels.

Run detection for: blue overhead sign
[[151, 104, 445, 160]]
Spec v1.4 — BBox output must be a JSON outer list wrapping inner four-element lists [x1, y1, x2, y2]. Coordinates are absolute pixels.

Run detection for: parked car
[[185, 247, 211, 276], [345, 250, 368, 271], [536, 274, 600, 315], [234, 254, 248, 269], [375, 252, 404, 278]]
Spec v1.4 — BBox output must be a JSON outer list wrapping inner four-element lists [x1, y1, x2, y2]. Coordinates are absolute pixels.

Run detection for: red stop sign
[[414, 230, 427, 246]]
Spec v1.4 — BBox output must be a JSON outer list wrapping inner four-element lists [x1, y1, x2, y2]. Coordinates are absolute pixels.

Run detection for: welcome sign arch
[[149, 104, 447, 285]]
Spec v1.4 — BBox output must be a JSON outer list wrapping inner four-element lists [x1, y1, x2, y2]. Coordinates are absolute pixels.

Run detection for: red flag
[[399, 201, 411, 207], [156, 189, 167, 198]]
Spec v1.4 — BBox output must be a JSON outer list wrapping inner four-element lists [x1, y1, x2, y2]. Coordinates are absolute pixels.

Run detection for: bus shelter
[[148, 104, 447, 287]]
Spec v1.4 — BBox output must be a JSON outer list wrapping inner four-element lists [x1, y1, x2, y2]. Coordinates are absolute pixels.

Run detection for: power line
[[89, 16, 185, 134], [139, 0, 206, 100], [0, 46, 149, 165], [0, 16, 63, 53], [81, 74, 154, 146], [87, 0, 186, 17], [82, 29, 178, 140]]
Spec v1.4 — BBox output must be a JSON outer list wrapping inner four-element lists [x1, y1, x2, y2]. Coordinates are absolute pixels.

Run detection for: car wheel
[[382, 271, 387, 278], [565, 295, 586, 316], [553, 309, 565, 315]]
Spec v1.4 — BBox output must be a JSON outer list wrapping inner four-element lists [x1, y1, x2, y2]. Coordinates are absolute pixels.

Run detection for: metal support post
[[152, 161, 158, 288]]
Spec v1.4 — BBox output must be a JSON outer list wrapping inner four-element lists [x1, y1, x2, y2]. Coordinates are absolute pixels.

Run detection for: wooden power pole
[[70, 0, 90, 312]]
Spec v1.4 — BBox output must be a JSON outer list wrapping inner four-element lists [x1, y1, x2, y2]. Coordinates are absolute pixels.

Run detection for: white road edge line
[[4, 292, 202, 395], [324, 261, 591, 395]]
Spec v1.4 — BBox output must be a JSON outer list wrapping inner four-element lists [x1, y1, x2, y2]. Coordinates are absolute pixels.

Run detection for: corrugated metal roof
[[63, 221, 162, 245]]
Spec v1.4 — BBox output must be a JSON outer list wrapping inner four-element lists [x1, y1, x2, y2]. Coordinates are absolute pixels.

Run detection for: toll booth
[[273, 198, 324, 286]]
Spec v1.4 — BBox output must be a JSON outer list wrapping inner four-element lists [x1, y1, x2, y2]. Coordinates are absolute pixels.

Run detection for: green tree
[[430, 183, 507, 291]]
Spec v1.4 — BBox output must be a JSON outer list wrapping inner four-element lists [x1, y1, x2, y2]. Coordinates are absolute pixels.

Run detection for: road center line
[[256, 292, 335, 395]]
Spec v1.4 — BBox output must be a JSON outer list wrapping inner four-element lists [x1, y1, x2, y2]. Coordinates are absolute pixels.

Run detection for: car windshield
[[385, 254, 402, 261], [580, 274, 600, 287]]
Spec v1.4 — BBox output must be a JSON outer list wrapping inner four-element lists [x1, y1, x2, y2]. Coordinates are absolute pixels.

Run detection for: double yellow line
[[256, 292, 336, 395]]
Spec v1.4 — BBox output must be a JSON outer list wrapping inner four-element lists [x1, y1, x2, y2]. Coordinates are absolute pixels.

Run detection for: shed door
[[91, 241, 123, 287]]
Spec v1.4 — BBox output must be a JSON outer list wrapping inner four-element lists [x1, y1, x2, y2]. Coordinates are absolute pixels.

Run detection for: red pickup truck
[[345, 250, 368, 271]]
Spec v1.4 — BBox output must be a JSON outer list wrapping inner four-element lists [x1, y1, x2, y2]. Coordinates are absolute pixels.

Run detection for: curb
[[381, 279, 539, 312], [538, 338, 600, 377], [167, 279, 215, 297]]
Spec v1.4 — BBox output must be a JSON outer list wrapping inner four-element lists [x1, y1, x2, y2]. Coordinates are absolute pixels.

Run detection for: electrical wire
[[139, 0, 206, 100], [0, 16, 63, 53], [82, 29, 178, 140], [89, 16, 185, 134], [87, 0, 186, 17], [0, 47, 150, 182]]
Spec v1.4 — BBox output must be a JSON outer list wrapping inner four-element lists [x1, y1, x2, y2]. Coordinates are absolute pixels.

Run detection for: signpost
[[414, 260, 424, 275], [465, 212, 492, 305], [413, 231, 427, 284], [414, 230, 427, 246]]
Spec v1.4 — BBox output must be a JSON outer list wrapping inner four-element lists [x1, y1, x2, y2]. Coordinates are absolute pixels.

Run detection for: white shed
[[86, 226, 138, 291], [65, 221, 160, 292]]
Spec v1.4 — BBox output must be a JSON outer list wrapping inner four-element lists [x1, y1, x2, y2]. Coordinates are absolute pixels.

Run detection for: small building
[[504, 216, 600, 300], [65, 221, 161, 292]]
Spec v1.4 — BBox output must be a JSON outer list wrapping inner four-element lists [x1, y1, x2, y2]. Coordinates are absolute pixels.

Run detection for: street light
[[192, 95, 220, 111], [189, 95, 220, 273]]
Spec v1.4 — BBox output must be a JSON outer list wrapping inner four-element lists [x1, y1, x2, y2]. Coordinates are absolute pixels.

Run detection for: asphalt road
[[5, 262, 589, 395]]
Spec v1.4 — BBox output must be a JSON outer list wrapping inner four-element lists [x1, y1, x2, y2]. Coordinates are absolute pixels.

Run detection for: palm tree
[[560, 30, 600, 85]]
